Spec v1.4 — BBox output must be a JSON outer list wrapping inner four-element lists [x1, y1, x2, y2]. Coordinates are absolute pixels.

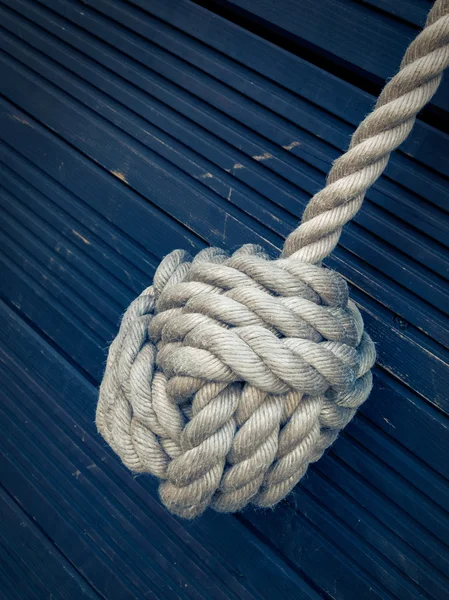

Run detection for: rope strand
[[283, 0, 449, 264]]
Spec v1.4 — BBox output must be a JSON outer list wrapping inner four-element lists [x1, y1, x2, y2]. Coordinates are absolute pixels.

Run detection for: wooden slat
[[0, 540, 45, 600], [362, 0, 429, 26], [199, 0, 449, 112], [0, 59, 277, 249], [0, 489, 101, 600], [129, 0, 449, 176]]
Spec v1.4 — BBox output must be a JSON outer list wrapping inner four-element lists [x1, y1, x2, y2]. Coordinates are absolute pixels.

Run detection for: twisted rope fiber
[[97, 1, 449, 518], [284, 0, 449, 263]]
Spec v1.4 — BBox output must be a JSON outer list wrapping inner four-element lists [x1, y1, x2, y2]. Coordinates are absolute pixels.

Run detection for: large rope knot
[[97, 244, 375, 518], [97, 1, 448, 517]]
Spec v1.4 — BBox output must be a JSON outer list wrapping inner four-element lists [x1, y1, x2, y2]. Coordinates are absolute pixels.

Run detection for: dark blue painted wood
[[0, 0, 448, 598], [197, 0, 449, 112], [128, 0, 449, 176], [0, 489, 100, 599]]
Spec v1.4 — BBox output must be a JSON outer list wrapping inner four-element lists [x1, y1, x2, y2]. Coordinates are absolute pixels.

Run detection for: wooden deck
[[0, 1, 448, 598]]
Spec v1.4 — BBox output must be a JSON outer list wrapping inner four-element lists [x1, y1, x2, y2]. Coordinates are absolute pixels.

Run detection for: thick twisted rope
[[98, 245, 376, 516], [283, 0, 449, 263], [97, 1, 449, 518]]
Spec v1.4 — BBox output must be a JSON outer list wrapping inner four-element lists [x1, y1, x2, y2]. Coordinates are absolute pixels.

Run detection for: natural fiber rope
[[97, 0, 449, 518], [284, 0, 449, 263]]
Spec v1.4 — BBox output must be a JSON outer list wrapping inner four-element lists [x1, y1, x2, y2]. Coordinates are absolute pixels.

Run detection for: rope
[[97, 0, 449, 518], [283, 0, 449, 263]]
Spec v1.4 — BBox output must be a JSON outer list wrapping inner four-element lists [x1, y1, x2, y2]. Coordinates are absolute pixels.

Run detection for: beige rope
[[97, 0, 449, 518], [283, 0, 449, 263]]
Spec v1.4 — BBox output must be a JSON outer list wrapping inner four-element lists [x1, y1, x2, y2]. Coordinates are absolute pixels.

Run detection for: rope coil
[[97, 0, 449, 518]]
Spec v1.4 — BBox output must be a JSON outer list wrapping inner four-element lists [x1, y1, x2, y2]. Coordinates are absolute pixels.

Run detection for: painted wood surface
[[0, 0, 448, 598]]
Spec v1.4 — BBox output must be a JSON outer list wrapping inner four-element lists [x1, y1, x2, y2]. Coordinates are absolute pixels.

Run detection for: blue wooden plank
[[0, 159, 151, 295], [350, 289, 449, 413], [313, 443, 449, 581], [0, 489, 101, 600], [275, 431, 449, 596], [0, 253, 106, 381], [0, 56, 278, 253], [358, 373, 449, 494], [0, 453, 158, 600], [198, 0, 449, 112], [0, 201, 124, 339], [129, 0, 449, 177], [0, 3, 300, 235], [0, 540, 43, 600], [287, 474, 446, 600], [327, 248, 449, 351], [0, 404, 223, 600], [0, 186, 132, 327], [0, 136, 204, 264], [326, 421, 449, 548], [361, 0, 429, 27]]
